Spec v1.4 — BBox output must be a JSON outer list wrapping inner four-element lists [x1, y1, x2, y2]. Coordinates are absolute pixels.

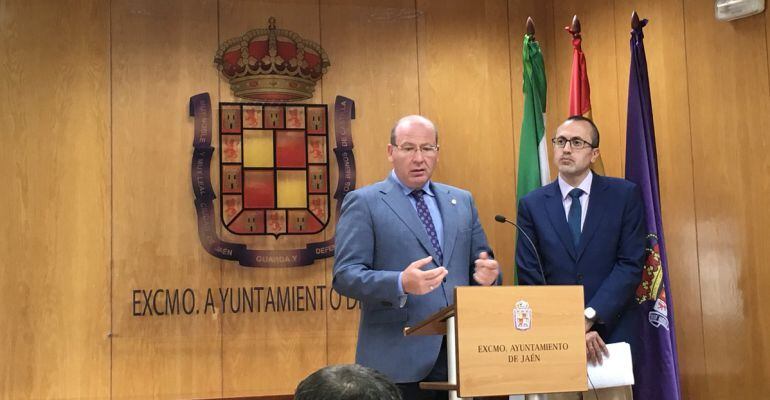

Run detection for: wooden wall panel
[[611, 3, 706, 398], [416, 0, 517, 282], [0, 0, 111, 398], [216, 1, 328, 396], [683, 0, 770, 397], [320, 0, 421, 188], [319, 0, 421, 365], [110, 1, 223, 398], [4, 1, 770, 398], [760, 2, 770, 388], [552, 0, 624, 177]]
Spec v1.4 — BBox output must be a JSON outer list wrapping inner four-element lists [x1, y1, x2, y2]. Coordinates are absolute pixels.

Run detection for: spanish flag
[[566, 21, 605, 174]]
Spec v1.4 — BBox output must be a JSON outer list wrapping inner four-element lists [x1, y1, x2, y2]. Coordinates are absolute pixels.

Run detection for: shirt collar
[[558, 171, 593, 200], [390, 169, 435, 197]]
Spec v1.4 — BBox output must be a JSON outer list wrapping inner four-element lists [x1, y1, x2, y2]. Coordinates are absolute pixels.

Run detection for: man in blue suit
[[516, 116, 644, 398], [333, 115, 500, 400]]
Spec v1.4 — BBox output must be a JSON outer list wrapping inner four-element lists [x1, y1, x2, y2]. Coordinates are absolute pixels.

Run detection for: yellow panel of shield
[[243, 130, 273, 167], [277, 170, 307, 208]]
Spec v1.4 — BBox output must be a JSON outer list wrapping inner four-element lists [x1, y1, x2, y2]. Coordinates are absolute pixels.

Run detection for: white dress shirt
[[557, 171, 593, 231]]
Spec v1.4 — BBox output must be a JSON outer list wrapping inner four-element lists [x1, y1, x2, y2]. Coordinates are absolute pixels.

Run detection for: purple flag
[[624, 18, 682, 400]]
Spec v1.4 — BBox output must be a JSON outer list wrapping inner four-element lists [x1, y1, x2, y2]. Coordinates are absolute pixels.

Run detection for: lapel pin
[[451, 199, 457, 205]]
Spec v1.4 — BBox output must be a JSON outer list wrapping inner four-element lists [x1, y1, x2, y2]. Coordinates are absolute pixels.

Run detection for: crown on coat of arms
[[213, 17, 330, 102]]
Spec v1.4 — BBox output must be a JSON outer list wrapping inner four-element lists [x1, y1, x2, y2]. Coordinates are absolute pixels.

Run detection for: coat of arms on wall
[[188, 17, 356, 267]]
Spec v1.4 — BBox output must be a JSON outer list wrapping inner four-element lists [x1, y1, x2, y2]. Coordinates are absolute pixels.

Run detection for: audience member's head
[[294, 364, 402, 400]]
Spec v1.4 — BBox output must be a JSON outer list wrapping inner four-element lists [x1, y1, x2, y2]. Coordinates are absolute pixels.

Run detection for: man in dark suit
[[333, 115, 500, 400], [516, 116, 644, 399]]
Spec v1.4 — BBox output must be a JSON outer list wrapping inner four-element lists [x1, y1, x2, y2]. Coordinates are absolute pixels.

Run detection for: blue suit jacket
[[515, 174, 645, 346], [332, 175, 492, 383]]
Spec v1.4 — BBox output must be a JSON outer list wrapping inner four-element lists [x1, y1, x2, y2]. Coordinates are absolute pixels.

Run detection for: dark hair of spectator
[[294, 364, 402, 400]]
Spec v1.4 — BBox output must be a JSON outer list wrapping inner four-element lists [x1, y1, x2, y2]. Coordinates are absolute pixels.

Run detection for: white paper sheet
[[586, 342, 635, 389]]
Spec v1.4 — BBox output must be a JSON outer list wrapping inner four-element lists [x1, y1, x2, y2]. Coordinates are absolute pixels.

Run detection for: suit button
[[576, 273, 584, 283], [381, 301, 392, 307]]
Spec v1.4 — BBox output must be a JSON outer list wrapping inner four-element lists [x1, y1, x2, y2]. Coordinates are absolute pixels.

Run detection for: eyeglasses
[[394, 143, 440, 156], [551, 136, 595, 149]]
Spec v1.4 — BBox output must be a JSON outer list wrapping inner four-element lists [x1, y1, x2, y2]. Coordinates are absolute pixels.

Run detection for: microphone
[[494, 214, 547, 285]]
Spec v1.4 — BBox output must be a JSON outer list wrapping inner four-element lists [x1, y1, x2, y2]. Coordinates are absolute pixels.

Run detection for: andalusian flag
[[566, 23, 605, 174], [514, 34, 549, 286], [516, 34, 549, 200]]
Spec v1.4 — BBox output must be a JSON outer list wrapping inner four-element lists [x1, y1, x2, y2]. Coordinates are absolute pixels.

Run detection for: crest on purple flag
[[624, 17, 682, 399]]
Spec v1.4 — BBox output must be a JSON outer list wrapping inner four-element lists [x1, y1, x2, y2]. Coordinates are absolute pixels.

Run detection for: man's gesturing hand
[[473, 251, 500, 286], [401, 256, 448, 295]]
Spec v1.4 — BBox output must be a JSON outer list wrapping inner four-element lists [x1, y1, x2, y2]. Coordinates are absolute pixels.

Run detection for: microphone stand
[[494, 215, 547, 285]]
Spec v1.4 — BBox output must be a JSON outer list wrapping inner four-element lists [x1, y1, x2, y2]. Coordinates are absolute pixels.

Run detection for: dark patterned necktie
[[411, 190, 444, 265], [568, 188, 584, 246]]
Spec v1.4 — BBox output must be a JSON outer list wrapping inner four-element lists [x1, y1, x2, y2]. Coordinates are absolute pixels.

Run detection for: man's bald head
[[390, 115, 438, 145]]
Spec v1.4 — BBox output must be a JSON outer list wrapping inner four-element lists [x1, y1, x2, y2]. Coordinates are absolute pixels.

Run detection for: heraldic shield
[[190, 18, 354, 267], [219, 103, 330, 237]]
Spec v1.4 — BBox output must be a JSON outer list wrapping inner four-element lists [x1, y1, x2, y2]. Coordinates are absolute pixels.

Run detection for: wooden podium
[[404, 286, 588, 399]]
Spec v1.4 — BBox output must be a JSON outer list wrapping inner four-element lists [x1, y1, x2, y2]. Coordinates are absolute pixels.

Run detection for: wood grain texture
[[0, 0, 111, 398], [110, 1, 223, 398], [683, 0, 770, 397], [455, 286, 586, 397], [416, 0, 517, 284]]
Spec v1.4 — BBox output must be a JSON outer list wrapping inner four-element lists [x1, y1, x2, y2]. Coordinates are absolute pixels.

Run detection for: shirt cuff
[[397, 272, 407, 308]]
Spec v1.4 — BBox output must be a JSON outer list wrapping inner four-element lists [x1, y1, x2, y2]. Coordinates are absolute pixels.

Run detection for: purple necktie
[[411, 190, 444, 265]]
